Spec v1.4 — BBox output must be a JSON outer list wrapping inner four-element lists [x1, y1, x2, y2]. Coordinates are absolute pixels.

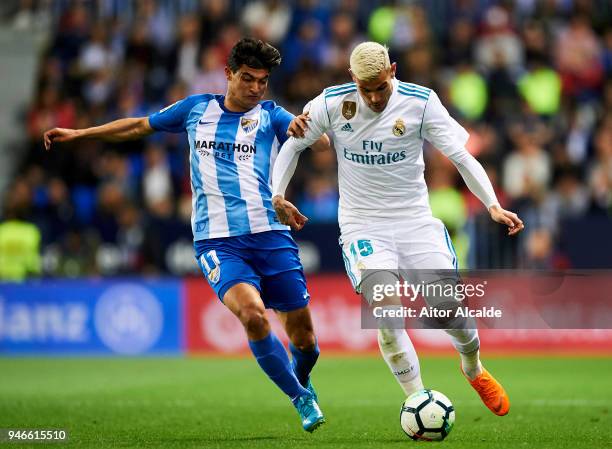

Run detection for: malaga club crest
[[241, 117, 258, 134], [393, 118, 406, 137]]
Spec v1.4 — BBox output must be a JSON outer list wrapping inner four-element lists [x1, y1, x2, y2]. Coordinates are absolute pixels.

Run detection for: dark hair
[[227, 38, 281, 73]]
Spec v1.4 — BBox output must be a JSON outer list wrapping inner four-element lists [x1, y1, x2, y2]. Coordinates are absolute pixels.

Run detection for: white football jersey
[[298, 78, 469, 229]]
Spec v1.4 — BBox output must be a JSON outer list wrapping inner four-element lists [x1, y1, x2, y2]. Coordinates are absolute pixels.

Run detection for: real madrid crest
[[393, 118, 405, 137], [342, 101, 356, 120]]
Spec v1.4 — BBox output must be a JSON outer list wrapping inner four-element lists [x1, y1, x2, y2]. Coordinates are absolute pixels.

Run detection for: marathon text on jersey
[[195, 140, 256, 153]]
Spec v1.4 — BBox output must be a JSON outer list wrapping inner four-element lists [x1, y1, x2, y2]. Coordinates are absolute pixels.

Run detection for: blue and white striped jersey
[[149, 94, 292, 241]]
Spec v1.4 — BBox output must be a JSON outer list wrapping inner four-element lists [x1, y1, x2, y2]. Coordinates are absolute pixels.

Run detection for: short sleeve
[[421, 91, 470, 159], [271, 106, 295, 145], [148, 96, 200, 133]]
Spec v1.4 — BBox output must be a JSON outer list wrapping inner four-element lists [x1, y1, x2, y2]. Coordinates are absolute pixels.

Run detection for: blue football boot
[[294, 393, 325, 432], [305, 378, 318, 403]]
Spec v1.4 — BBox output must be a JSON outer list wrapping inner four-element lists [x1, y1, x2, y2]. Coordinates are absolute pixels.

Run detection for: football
[[400, 389, 455, 441]]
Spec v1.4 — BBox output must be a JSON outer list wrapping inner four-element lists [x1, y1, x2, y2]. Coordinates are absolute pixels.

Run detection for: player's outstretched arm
[[448, 151, 524, 236], [271, 134, 329, 231], [271, 137, 310, 231], [271, 131, 329, 231], [43, 117, 154, 150], [421, 91, 524, 237], [272, 93, 331, 230], [271, 128, 328, 231]]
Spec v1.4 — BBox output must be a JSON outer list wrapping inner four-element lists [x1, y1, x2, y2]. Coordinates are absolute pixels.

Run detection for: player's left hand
[[287, 112, 310, 138], [489, 204, 524, 236], [272, 195, 309, 230]]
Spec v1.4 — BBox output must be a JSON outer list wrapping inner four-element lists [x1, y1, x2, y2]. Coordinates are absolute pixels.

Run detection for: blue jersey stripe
[[341, 248, 359, 289], [326, 87, 356, 95], [325, 88, 357, 98], [214, 113, 251, 236], [399, 81, 430, 91], [325, 82, 356, 94], [186, 102, 210, 239], [419, 94, 430, 138], [398, 85, 430, 96], [399, 82, 430, 94], [398, 92, 429, 101], [443, 227, 459, 271], [253, 110, 278, 227], [397, 88, 429, 100]]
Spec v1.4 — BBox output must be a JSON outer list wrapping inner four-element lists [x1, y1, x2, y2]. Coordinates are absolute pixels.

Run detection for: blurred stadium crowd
[[0, 0, 611, 279]]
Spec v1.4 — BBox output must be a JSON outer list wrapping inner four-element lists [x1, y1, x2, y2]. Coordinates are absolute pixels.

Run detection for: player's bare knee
[[291, 331, 316, 352], [240, 306, 269, 335]]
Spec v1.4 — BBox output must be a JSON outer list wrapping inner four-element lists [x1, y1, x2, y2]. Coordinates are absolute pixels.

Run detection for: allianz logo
[[0, 298, 88, 342]]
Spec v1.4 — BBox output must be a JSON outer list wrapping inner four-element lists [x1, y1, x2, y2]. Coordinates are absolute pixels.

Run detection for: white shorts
[[339, 216, 458, 293]]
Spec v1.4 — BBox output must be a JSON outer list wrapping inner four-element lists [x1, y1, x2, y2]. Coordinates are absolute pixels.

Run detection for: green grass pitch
[[1, 356, 611, 448]]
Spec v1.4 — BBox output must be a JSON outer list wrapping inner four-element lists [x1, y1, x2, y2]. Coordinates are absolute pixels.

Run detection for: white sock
[[444, 328, 482, 379], [443, 327, 483, 377], [459, 348, 483, 380], [377, 328, 424, 396]]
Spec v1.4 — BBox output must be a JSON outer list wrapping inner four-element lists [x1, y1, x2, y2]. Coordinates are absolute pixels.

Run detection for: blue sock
[[248, 332, 309, 403], [290, 339, 320, 386]]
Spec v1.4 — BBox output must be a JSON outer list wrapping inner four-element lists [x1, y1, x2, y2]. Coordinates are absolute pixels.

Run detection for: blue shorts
[[194, 230, 310, 312]]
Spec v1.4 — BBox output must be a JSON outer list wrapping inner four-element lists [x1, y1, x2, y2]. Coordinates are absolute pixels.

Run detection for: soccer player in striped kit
[[272, 42, 524, 417], [43, 38, 328, 432]]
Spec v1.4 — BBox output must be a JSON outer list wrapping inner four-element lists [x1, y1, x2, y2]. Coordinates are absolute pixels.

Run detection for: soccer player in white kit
[[272, 42, 524, 416]]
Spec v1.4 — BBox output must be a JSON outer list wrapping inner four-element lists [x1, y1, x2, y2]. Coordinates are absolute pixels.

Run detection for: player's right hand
[[43, 128, 81, 151], [272, 195, 309, 231], [489, 205, 524, 236], [287, 112, 310, 138]]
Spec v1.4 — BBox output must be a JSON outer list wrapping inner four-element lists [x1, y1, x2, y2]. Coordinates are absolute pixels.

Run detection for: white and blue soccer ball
[[400, 389, 455, 441]]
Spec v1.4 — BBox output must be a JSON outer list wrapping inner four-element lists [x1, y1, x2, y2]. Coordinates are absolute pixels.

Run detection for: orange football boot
[[464, 367, 510, 416]]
